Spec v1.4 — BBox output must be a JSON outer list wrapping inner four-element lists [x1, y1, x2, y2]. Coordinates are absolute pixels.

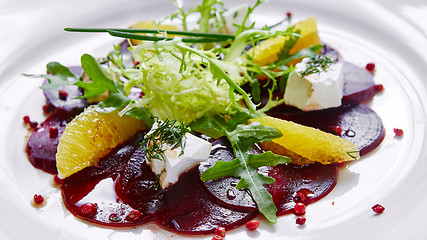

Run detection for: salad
[[23, 0, 387, 238]]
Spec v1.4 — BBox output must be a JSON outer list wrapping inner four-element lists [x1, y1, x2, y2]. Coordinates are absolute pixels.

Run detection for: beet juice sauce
[[24, 57, 385, 234]]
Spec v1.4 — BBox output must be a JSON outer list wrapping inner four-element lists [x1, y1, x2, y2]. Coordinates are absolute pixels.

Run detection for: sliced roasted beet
[[342, 61, 377, 104], [43, 66, 88, 115], [267, 103, 385, 155], [61, 132, 152, 227], [26, 108, 73, 174], [198, 138, 257, 210], [115, 147, 160, 212], [146, 168, 258, 234], [263, 163, 337, 215]]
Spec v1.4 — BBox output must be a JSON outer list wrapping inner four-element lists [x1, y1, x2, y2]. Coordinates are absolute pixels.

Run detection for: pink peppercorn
[[245, 220, 260, 231], [215, 227, 226, 237], [366, 63, 375, 74], [23, 116, 31, 124], [293, 203, 306, 215], [33, 194, 44, 205], [393, 128, 404, 137], [372, 204, 385, 214], [296, 216, 306, 225]]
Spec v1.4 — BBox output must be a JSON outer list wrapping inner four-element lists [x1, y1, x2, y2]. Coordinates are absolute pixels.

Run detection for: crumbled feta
[[284, 58, 344, 111], [209, 5, 252, 34], [146, 130, 212, 189]]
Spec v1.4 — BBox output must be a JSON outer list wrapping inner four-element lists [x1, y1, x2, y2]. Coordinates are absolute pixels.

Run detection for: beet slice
[[115, 147, 160, 213], [116, 142, 258, 234], [146, 168, 258, 234], [342, 61, 378, 104], [61, 132, 153, 227], [198, 138, 338, 217], [198, 138, 257, 210], [267, 103, 385, 155], [263, 163, 337, 215], [26, 108, 73, 174], [43, 66, 88, 115]]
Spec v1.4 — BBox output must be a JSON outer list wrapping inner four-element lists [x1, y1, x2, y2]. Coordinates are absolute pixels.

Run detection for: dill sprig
[[141, 118, 191, 162], [299, 54, 333, 77]]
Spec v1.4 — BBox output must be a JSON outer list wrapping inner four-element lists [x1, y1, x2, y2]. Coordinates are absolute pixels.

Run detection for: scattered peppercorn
[[245, 220, 261, 231], [80, 203, 97, 217], [293, 202, 306, 215], [23, 116, 31, 124], [393, 128, 404, 137], [332, 125, 342, 135], [33, 194, 44, 205], [29, 121, 38, 129], [366, 63, 375, 74], [296, 216, 306, 225], [215, 227, 226, 237], [375, 84, 384, 92], [53, 175, 63, 185], [372, 204, 385, 214]]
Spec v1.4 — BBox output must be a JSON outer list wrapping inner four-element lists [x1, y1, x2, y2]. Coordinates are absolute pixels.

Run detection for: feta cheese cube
[[146, 132, 212, 189], [284, 58, 344, 111]]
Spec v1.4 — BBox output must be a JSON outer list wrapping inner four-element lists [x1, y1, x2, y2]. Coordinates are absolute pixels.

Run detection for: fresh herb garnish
[[299, 54, 333, 77], [191, 113, 291, 223], [141, 118, 190, 162]]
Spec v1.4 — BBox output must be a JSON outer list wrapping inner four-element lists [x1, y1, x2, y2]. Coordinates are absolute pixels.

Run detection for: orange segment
[[249, 116, 359, 165], [246, 17, 322, 66], [56, 106, 146, 178]]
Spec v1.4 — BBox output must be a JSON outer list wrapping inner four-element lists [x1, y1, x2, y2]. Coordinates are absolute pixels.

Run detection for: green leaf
[[189, 110, 258, 138], [247, 151, 291, 169], [24, 62, 79, 89], [200, 121, 290, 223], [95, 92, 130, 113], [124, 106, 154, 126], [75, 54, 118, 99], [227, 122, 283, 151]]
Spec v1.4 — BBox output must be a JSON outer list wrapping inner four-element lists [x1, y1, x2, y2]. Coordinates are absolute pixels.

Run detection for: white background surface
[[0, 0, 427, 239]]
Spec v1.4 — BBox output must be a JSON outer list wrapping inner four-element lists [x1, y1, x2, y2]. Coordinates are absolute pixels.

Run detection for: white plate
[[0, 0, 426, 239]]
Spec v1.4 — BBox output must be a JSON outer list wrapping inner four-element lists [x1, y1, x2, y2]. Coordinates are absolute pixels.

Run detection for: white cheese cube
[[146, 132, 212, 189], [284, 58, 344, 111], [208, 5, 252, 34]]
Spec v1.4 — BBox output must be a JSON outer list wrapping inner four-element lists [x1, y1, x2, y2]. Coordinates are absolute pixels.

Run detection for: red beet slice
[[198, 138, 257, 210], [61, 132, 153, 227], [267, 103, 385, 155], [146, 168, 258, 234], [198, 138, 337, 217], [263, 163, 337, 215], [115, 147, 161, 213], [116, 143, 258, 234], [43, 66, 88, 115], [26, 108, 73, 174], [342, 61, 377, 104]]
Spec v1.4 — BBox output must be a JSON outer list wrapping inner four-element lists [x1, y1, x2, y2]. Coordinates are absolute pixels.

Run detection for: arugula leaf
[[24, 62, 79, 89], [75, 54, 118, 99], [95, 92, 130, 113], [200, 120, 291, 223], [189, 110, 259, 138], [124, 106, 154, 126]]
